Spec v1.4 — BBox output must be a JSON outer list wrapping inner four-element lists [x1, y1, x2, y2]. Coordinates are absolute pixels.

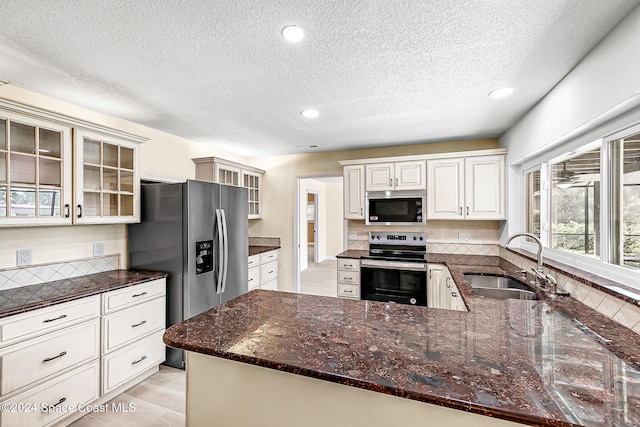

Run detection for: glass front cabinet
[[0, 107, 141, 226], [74, 129, 140, 224]]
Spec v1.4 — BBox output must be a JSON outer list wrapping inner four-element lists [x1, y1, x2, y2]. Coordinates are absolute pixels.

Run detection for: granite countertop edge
[[249, 245, 281, 256], [163, 313, 569, 427], [0, 270, 168, 319]]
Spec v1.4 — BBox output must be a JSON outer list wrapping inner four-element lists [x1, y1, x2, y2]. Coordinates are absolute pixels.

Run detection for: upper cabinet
[[193, 157, 265, 219], [427, 154, 505, 220], [0, 103, 144, 227], [340, 149, 506, 221], [74, 129, 140, 224], [343, 165, 365, 220], [365, 160, 425, 191]]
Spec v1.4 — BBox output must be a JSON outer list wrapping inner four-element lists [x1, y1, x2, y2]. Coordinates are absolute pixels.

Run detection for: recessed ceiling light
[[282, 25, 305, 43], [300, 109, 319, 119], [488, 87, 514, 99]]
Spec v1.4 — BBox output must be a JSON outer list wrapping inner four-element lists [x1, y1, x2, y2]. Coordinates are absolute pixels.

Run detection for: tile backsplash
[[0, 254, 120, 291], [249, 237, 281, 247]]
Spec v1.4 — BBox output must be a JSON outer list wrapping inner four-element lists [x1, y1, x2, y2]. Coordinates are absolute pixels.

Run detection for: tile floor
[[300, 259, 338, 298], [69, 366, 185, 427]]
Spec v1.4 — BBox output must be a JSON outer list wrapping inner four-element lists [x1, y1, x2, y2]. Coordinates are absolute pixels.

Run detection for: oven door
[[360, 259, 427, 306]]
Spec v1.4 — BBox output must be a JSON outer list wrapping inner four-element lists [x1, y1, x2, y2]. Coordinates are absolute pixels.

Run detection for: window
[[550, 146, 601, 257], [610, 131, 640, 269], [525, 168, 541, 240]]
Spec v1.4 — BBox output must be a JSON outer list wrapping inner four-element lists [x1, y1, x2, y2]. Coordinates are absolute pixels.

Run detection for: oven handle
[[361, 259, 427, 272]]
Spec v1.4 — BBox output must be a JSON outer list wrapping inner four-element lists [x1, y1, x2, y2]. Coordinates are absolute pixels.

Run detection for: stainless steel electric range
[[360, 232, 427, 306]]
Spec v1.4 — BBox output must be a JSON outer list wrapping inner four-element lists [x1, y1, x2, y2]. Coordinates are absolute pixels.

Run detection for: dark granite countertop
[[164, 255, 640, 427], [336, 249, 368, 259], [0, 269, 167, 319], [249, 245, 280, 256]]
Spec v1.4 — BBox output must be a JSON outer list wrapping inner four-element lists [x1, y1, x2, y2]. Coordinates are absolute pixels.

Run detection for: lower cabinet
[[427, 264, 467, 312], [249, 250, 280, 291], [337, 258, 360, 299], [0, 278, 166, 427]]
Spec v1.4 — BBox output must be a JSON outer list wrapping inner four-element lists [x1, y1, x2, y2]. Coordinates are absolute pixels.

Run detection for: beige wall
[[325, 181, 344, 257], [0, 85, 249, 270], [250, 138, 499, 292]]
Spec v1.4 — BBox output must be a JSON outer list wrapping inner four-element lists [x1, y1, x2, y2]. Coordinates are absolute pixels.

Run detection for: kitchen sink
[[471, 287, 539, 300], [464, 273, 539, 300]]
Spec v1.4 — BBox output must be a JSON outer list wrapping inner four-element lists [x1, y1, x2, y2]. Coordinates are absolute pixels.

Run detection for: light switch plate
[[93, 242, 105, 257]]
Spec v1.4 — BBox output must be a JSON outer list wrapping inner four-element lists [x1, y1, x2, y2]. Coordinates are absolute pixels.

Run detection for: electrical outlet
[[458, 233, 470, 242], [348, 231, 358, 240], [16, 248, 32, 266], [93, 242, 105, 257]]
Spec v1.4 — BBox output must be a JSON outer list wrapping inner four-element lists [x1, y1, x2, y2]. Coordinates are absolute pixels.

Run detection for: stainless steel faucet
[[505, 232, 545, 287], [505, 232, 569, 296]]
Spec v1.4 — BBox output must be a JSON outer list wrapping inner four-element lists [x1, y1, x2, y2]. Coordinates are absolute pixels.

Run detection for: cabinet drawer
[[102, 279, 166, 314], [337, 258, 359, 271], [337, 284, 360, 299], [0, 361, 100, 427], [260, 261, 278, 284], [248, 254, 259, 268], [0, 319, 99, 396], [102, 330, 165, 395], [102, 298, 165, 354], [337, 271, 359, 284], [260, 279, 278, 291], [259, 250, 278, 264], [0, 296, 100, 349], [248, 267, 260, 291]]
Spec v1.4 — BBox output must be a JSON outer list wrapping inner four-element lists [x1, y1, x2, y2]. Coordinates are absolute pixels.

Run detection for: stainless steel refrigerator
[[128, 179, 248, 369]]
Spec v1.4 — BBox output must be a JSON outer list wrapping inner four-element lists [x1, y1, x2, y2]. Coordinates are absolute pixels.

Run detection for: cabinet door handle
[[360, 208, 363, 215], [132, 292, 147, 298], [249, 278, 254, 282], [77, 204, 83, 218], [451, 292, 458, 298], [132, 355, 147, 365], [466, 207, 469, 215], [459, 207, 462, 215], [395, 178, 398, 186], [446, 277, 451, 288], [43, 351, 67, 362], [64, 204, 70, 218], [131, 320, 147, 328], [43, 314, 67, 323], [429, 269, 432, 279], [50, 397, 67, 408]]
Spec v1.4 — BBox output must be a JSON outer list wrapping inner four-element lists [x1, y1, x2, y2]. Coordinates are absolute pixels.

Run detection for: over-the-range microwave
[[365, 190, 426, 225]]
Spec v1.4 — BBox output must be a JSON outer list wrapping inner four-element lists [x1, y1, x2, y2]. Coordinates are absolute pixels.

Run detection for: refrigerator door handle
[[215, 208, 224, 295], [220, 209, 229, 294]]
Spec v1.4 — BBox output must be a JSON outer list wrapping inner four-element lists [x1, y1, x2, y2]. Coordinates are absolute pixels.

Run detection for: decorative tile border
[[249, 237, 281, 247], [499, 247, 640, 334], [0, 254, 120, 291], [428, 243, 499, 256]]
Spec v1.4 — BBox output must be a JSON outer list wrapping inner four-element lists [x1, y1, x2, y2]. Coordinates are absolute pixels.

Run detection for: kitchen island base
[[185, 352, 521, 427]]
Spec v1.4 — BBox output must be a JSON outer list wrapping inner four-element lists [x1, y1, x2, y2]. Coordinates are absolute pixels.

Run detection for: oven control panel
[[368, 232, 426, 245]]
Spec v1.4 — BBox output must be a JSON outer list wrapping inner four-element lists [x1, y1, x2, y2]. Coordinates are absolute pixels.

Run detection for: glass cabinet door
[[74, 129, 139, 224], [0, 114, 71, 226], [243, 170, 262, 219]]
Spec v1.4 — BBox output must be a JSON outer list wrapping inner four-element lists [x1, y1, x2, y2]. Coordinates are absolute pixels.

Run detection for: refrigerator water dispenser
[[196, 240, 213, 275]]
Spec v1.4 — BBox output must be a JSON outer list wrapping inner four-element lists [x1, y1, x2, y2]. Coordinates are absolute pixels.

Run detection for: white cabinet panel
[[102, 297, 165, 353], [248, 267, 260, 291], [394, 161, 425, 190], [343, 165, 365, 219], [427, 159, 464, 219], [365, 163, 394, 191], [102, 278, 166, 314]]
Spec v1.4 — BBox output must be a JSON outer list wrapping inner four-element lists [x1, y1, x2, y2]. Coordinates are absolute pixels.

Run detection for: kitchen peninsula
[[163, 257, 640, 427]]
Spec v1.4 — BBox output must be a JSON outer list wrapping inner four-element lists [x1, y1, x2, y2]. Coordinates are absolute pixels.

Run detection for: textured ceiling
[[0, 1, 638, 157]]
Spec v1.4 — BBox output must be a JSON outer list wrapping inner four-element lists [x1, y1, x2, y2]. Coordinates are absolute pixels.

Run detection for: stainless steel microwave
[[365, 190, 426, 225]]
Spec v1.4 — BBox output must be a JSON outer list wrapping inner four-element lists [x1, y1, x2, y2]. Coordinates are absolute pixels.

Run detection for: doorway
[[294, 176, 346, 296]]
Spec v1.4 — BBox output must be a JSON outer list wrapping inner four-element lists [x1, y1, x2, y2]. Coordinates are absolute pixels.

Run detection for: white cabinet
[[100, 279, 166, 395], [337, 258, 360, 299], [427, 155, 505, 220], [0, 103, 143, 227], [193, 157, 265, 219], [365, 160, 425, 191], [427, 264, 467, 312], [343, 165, 365, 219], [249, 249, 279, 291], [74, 129, 140, 224]]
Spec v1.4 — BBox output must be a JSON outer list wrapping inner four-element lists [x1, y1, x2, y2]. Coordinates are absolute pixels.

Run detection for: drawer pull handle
[[132, 355, 147, 365], [268, 270, 274, 274], [345, 264, 353, 267], [344, 277, 353, 280], [132, 292, 148, 298], [43, 314, 67, 323], [131, 320, 147, 328], [51, 397, 67, 408], [451, 292, 458, 298], [249, 278, 254, 282], [43, 351, 67, 362], [345, 290, 352, 293]]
